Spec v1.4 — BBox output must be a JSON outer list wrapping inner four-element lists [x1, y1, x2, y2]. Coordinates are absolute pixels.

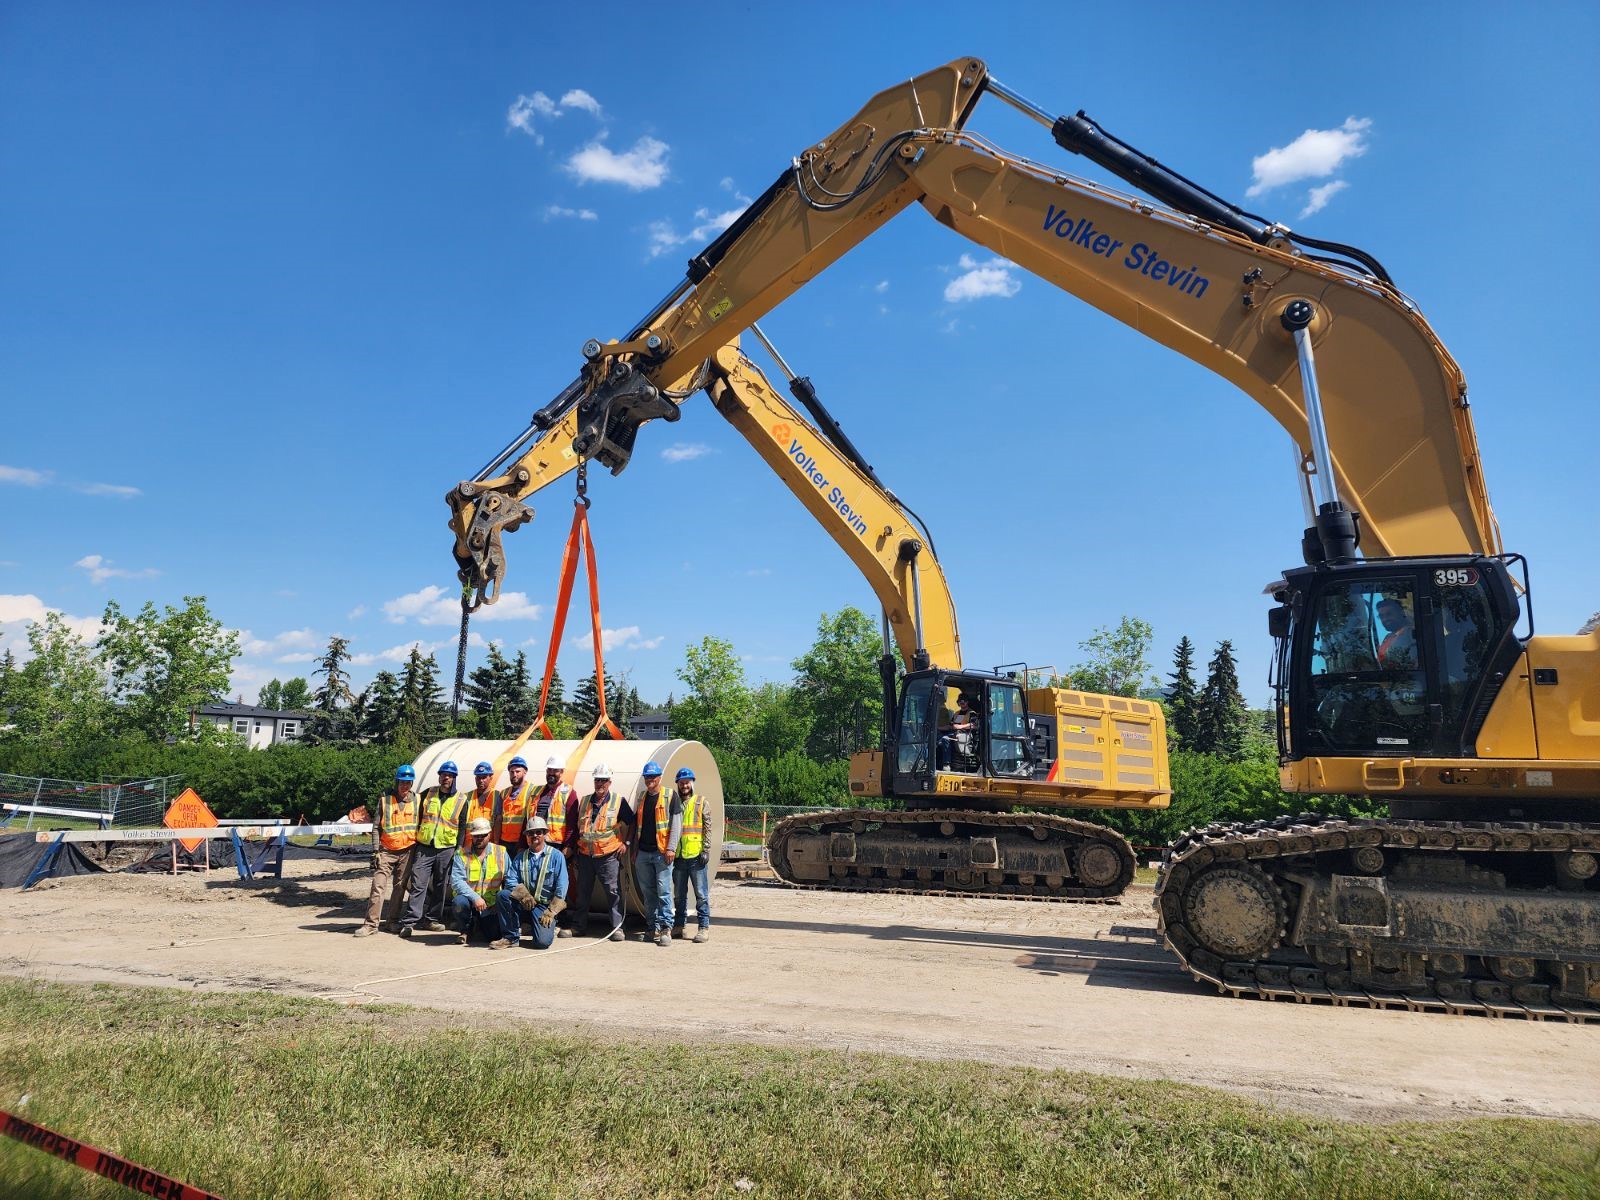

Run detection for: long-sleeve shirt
[[504, 845, 570, 908], [450, 845, 506, 905]]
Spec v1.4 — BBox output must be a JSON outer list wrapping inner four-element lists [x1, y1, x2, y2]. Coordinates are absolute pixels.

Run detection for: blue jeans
[[634, 850, 674, 932], [672, 855, 711, 930], [494, 892, 556, 948], [451, 894, 511, 942]]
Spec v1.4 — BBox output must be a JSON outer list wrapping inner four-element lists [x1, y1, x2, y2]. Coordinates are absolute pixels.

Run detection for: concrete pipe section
[[411, 738, 723, 921]]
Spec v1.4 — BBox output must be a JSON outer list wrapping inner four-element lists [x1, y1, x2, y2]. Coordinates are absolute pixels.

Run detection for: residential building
[[196, 701, 308, 749], [628, 709, 671, 741]]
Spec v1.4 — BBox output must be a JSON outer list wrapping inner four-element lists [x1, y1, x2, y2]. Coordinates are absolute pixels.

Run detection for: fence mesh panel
[[0, 773, 184, 829]]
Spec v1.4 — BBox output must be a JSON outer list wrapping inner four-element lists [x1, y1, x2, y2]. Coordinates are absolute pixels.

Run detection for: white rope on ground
[[321, 918, 626, 1005], [152, 931, 291, 950]]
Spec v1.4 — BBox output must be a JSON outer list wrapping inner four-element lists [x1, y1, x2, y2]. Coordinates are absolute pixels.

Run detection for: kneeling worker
[[449, 817, 511, 945], [492, 817, 569, 950]]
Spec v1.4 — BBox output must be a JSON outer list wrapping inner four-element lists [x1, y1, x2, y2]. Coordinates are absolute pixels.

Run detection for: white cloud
[[0, 593, 103, 654], [0, 466, 139, 497], [944, 254, 1021, 303], [874, 280, 890, 293], [347, 604, 368, 619], [660, 442, 713, 463], [238, 628, 317, 658], [647, 188, 751, 258], [574, 625, 662, 652], [1247, 117, 1371, 197], [1299, 180, 1350, 218], [559, 88, 602, 117], [507, 91, 560, 142], [347, 632, 487, 668], [744, 567, 773, 577], [74, 554, 158, 585], [567, 136, 670, 190], [382, 584, 543, 626], [544, 204, 599, 222]]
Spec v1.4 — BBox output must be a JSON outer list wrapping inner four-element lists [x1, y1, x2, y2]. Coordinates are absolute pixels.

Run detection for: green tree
[[307, 636, 355, 743], [1195, 640, 1248, 759], [361, 671, 404, 744], [0, 646, 18, 717], [791, 607, 881, 760], [97, 596, 239, 741], [1065, 616, 1157, 698], [8, 613, 109, 746], [744, 683, 813, 760], [397, 648, 446, 748], [278, 677, 312, 711], [258, 679, 283, 710], [1167, 636, 1200, 749], [671, 636, 750, 755], [569, 662, 632, 733]]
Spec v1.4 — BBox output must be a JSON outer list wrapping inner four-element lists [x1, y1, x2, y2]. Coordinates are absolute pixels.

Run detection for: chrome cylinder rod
[[985, 77, 1056, 129]]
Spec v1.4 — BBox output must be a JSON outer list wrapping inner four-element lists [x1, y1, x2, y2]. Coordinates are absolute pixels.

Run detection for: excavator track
[[767, 808, 1135, 902], [1156, 813, 1600, 1023]]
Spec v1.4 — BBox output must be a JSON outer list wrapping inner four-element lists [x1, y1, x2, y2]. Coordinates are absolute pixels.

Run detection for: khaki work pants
[[365, 846, 415, 930]]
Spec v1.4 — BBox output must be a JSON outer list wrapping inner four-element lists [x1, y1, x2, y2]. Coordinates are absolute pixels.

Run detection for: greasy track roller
[[768, 808, 1135, 901], [1156, 813, 1600, 1022]]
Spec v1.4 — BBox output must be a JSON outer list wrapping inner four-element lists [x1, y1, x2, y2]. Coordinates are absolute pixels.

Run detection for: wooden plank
[[4, 802, 107, 822]]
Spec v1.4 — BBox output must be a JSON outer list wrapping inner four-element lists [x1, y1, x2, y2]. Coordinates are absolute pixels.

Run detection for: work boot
[[693, 927, 710, 944], [556, 928, 573, 939], [423, 920, 448, 932], [607, 930, 625, 942], [655, 929, 671, 948], [489, 938, 516, 950], [671, 926, 686, 940], [353, 924, 378, 938], [455, 931, 469, 946], [634, 930, 653, 943], [398, 926, 413, 940]]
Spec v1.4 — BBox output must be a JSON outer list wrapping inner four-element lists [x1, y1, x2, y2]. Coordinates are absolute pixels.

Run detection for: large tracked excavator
[[449, 58, 1598, 1018]]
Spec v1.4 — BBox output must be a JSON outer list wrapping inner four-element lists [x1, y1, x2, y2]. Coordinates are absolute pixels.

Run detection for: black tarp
[[0, 831, 104, 888]]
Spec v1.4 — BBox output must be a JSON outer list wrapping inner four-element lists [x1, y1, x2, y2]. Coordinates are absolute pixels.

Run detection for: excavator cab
[[1272, 555, 1525, 763], [891, 669, 1037, 798]]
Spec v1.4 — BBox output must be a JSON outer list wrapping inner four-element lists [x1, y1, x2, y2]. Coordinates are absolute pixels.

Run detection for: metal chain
[[451, 583, 471, 719], [575, 458, 590, 509]]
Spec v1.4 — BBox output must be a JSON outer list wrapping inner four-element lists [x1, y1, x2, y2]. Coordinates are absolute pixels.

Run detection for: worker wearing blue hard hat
[[398, 759, 468, 939], [357, 764, 420, 938], [465, 761, 496, 832], [632, 760, 682, 947], [495, 755, 533, 849], [670, 764, 711, 943]]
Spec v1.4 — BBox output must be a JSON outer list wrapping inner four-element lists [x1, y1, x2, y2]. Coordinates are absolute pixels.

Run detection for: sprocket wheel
[[1182, 863, 1286, 961]]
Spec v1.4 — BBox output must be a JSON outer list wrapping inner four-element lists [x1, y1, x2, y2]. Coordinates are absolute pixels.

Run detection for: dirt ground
[[1, 845, 1596, 1124]]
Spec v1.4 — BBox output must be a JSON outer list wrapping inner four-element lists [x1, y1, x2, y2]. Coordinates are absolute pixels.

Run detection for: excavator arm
[[449, 56, 1500, 609]]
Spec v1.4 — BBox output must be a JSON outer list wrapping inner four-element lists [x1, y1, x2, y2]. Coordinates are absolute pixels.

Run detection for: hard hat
[[438, 760, 459, 777], [395, 765, 416, 782], [467, 817, 492, 836], [544, 755, 563, 771], [675, 767, 696, 782], [526, 816, 549, 833], [473, 761, 494, 777], [642, 761, 663, 778], [509, 755, 528, 770], [592, 762, 612, 779]]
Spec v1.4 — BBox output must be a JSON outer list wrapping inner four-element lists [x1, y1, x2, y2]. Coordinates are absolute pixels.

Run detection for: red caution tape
[[2, 1109, 224, 1199]]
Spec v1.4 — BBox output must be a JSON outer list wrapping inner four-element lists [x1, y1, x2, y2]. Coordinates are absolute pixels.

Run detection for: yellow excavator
[[449, 57, 1598, 1017]]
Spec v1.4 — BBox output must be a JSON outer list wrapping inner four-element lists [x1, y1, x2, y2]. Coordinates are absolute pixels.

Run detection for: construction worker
[[494, 755, 532, 849], [449, 817, 511, 945], [670, 766, 712, 942], [466, 761, 496, 829], [493, 816, 570, 950], [534, 755, 577, 853], [632, 760, 682, 947], [569, 762, 630, 941], [399, 760, 467, 938], [357, 764, 419, 937]]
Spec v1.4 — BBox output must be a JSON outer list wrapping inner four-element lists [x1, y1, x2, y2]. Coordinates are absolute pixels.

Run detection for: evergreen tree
[[1195, 640, 1248, 759], [0, 647, 15, 716], [397, 648, 445, 746], [307, 636, 354, 743], [544, 664, 566, 717], [507, 650, 536, 729], [361, 671, 404, 744], [569, 668, 602, 730], [1167, 637, 1200, 749]]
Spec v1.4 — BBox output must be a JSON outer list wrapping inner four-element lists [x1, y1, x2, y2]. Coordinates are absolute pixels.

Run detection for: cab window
[[987, 684, 1029, 776], [1303, 581, 1428, 754], [896, 677, 935, 775], [1435, 569, 1496, 733]]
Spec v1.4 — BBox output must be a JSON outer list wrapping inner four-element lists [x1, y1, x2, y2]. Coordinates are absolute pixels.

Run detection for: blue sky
[[2, 2, 1596, 710]]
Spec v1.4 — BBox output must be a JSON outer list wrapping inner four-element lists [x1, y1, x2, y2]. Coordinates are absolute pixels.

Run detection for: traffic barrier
[[2, 1107, 224, 1199]]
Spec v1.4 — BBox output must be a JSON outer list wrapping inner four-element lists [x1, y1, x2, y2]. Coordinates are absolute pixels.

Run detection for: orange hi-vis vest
[[495, 781, 530, 847], [644, 786, 674, 853], [538, 783, 574, 845], [461, 842, 508, 905], [466, 786, 495, 832], [576, 791, 625, 857], [377, 791, 419, 852]]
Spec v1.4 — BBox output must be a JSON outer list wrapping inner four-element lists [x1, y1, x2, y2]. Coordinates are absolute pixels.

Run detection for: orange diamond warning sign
[[163, 788, 218, 853]]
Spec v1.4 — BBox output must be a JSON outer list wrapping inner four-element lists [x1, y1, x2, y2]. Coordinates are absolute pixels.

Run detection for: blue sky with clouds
[[3, 2, 1596, 708]]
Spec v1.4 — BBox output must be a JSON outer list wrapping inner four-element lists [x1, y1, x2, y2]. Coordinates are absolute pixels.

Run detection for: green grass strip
[[0, 978, 1594, 1199]]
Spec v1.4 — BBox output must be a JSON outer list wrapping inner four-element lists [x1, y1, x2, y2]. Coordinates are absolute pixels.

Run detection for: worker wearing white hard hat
[[494, 815, 570, 951], [569, 762, 632, 941], [448, 816, 512, 945], [531, 753, 579, 936]]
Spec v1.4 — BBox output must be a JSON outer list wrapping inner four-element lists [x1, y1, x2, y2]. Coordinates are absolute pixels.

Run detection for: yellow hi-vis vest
[[679, 791, 704, 860], [461, 842, 508, 905], [417, 790, 468, 850], [377, 791, 419, 852], [538, 783, 574, 844]]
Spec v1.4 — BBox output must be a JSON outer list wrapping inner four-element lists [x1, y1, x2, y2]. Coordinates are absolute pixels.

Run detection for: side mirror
[[1267, 605, 1292, 640]]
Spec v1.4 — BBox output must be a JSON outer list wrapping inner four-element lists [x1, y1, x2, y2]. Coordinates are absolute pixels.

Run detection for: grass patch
[[0, 979, 1594, 1199]]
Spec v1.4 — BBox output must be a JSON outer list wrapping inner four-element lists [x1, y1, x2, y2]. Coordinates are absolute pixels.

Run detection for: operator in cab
[[1376, 597, 1416, 669]]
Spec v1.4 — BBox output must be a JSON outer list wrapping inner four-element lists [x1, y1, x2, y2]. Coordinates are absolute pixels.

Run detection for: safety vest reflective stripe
[[417, 791, 468, 849], [648, 788, 673, 853], [466, 790, 495, 831], [576, 793, 624, 856], [378, 793, 419, 851], [495, 782, 530, 845], [527, 849, 554, 905], [464, 843, 508, 903], [679, 792, 704, 859], [539, 784, 573, 841]]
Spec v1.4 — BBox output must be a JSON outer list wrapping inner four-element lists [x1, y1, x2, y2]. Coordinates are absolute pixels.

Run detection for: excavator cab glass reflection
[[895, 670, 1034, 796]]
